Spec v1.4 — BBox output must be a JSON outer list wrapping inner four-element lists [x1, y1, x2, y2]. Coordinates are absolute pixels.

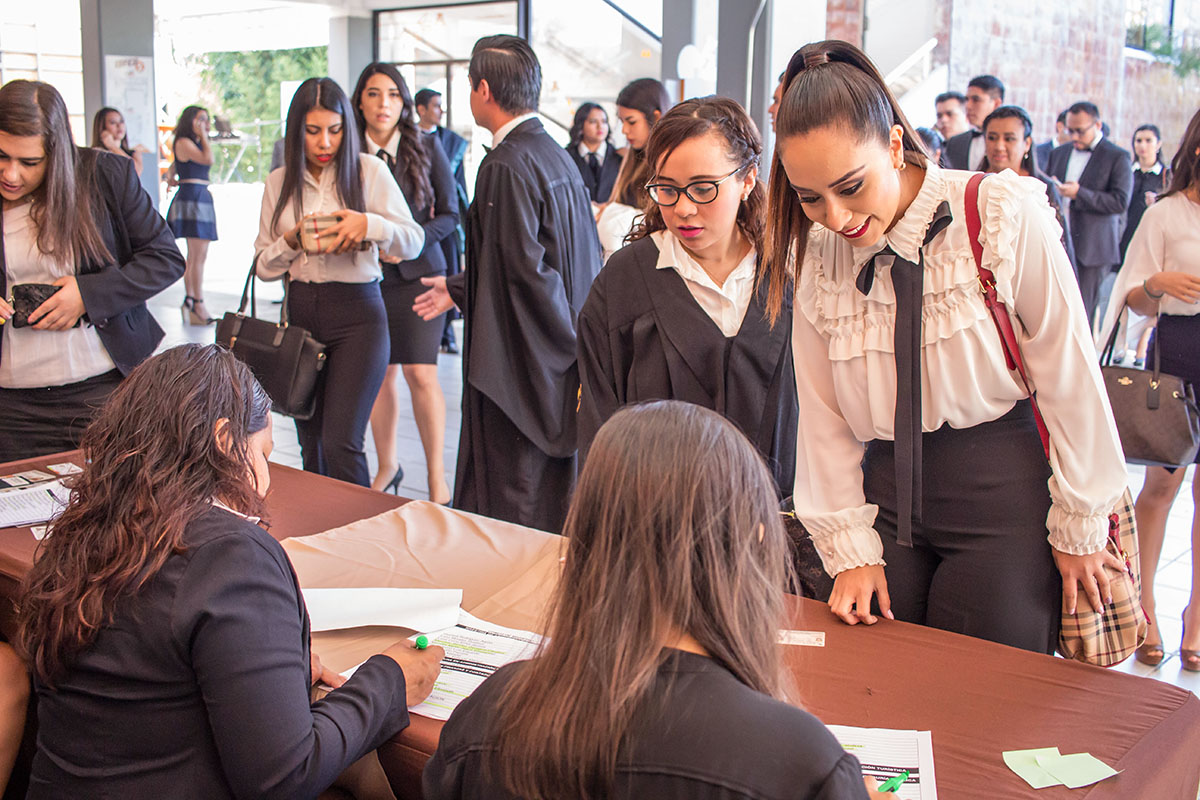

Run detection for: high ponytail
[[762, 40, 928, 324]]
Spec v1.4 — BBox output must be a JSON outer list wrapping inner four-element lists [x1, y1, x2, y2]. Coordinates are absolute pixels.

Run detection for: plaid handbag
[[965, 173, 1147, 666]]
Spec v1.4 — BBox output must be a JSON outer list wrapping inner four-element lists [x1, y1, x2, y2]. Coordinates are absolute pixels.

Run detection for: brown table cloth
[[2, 454, 1199, 799]]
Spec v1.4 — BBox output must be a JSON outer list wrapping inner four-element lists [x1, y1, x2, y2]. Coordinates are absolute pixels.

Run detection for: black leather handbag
[[1100, 307, 1200, 468], [216, 259, 326, 420]]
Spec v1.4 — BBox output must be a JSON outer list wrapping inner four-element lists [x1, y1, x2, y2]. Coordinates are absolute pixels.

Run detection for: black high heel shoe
[[381, 465, 404, 494], [182, 296, 216, 326]]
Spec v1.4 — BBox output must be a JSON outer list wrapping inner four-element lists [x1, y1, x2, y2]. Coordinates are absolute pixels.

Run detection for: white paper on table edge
[[303, 587, 463, 633]]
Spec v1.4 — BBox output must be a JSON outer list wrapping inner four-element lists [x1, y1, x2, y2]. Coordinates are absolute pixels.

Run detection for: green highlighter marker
[[414, 635, 429, 650], [876, 770, 909, 793]]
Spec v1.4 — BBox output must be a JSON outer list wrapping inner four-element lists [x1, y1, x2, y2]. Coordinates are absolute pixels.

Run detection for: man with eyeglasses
[[1047, 101, 1133, 328]]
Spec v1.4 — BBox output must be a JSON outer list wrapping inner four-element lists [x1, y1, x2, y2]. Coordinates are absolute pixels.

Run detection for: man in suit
[[1034, 110, 1068, 174], [941, 75, 1003, 171], [415, 88, 469, 354], [1047, 101, 1133, 327], [934, 91, 969, 142], [413, 35, 602, 532]]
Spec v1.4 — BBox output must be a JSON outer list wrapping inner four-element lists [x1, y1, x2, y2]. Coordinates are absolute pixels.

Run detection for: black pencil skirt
[[863, 400, 1061, 654], [1148, 313, 1200, 466], [0, 369, 123, 462], [379, 265, 445, 365]]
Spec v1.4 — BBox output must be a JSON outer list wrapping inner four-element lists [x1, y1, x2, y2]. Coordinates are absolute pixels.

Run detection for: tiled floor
[[156, 184, 1198, 696]]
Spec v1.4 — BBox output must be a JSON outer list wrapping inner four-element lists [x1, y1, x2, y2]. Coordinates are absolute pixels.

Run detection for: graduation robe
[[447, 117, 602, 531], [577, 236, 797, 496]]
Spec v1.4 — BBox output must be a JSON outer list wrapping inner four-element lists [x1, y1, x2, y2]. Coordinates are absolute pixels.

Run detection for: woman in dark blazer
[[0, 80, 184, 462], [18, 344, 443, 800], [566, 102, 622, 204], [352, 63, 459, 502]]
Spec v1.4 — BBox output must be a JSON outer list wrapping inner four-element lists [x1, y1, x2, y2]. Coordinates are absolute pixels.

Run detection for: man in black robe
[[414, 34, 602, 532]]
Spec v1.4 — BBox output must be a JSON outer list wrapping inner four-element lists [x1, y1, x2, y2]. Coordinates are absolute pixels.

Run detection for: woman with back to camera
[[1100, 109, 1200, 670], [166, 105, 219, 325], [979, 105, 1074, 265], [351, 62, 458, 503], [0, 79, 183, 463], [595, 78, 672, 260], [255, 77, 424, 487], [425, 401, 891, 799], [577, 96, 797, 497], [90, 106, 147, 176], [18, 344, 443, 799], [566, 102, 622, 205], [763, 41, 1128, 653]]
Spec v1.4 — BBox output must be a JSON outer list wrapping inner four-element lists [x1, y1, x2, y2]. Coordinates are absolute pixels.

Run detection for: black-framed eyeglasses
[[645, 166, 744, 207]]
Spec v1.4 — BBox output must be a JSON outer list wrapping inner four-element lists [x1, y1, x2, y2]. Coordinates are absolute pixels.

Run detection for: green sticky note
[[1036, 752, 1120, 789], [1003, 747, 1063, 789]]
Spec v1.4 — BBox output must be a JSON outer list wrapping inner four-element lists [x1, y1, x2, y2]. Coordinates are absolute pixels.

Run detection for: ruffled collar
[[850, 162, 949, 270]]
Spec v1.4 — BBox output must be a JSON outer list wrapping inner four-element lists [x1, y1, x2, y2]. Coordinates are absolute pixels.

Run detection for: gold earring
[[898, 161, 907, 171]]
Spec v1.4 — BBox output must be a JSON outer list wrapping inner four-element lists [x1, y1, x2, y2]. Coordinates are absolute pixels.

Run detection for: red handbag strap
[[964, 173, 1051, 460]]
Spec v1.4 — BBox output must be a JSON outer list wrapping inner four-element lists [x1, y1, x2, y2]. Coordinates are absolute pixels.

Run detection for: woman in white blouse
[[1100, 108, 1200, 670], [760, 41, 1128, 653], [255, 77, 424, 487]]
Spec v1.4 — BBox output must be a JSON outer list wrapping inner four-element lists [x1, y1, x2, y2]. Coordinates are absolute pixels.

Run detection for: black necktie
[[586, 151, 600, 183], [855, 202, 953, 548], [376, 148, 395, 171]]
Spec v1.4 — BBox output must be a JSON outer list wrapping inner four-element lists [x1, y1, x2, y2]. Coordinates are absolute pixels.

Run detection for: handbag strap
[[964, 173, 1051, 460], [237, 255, 291, 327]]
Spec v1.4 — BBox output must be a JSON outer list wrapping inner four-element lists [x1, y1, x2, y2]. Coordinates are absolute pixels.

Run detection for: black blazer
[[1034, 140, 1054, 174], [576, 236, 797, 496], [424, 651, 872, 800], [1047, 137, 1133, 268], [384, 137, 460, 280], [28, 506, 411, 800], [1120, 165, 1168, 260], [0, 148, 184, 375], [942, 129, 982, 171], [567, 143, 622, 204]]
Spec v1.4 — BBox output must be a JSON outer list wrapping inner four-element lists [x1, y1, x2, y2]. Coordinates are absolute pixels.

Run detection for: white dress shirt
[[0, 202, 116, 389], [967, 132, 986, 172], [651, 230, 755, 337], [366, 128, 401, 162], [1065, 131, 1101, 185], [255, 154, 423, 283], [1100, 193, 1200, 339], [792, 164, 1127, 575], [491, 113, 540, 147], [577, 141, 608, 167]]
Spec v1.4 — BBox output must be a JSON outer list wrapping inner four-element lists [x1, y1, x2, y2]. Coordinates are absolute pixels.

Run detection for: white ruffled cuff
[[1046, 502, 1110, 555], [799, 505, 886, 576]]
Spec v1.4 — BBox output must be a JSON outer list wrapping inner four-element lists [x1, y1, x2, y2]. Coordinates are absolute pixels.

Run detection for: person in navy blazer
[[1047, 101, 1133, 326], [0, 80, 184, 462], [566, 102, 623, 204], [940, 75, 1004, 170]]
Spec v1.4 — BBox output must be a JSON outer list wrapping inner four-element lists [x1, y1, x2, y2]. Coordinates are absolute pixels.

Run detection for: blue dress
[[166, 157, 217, 240]]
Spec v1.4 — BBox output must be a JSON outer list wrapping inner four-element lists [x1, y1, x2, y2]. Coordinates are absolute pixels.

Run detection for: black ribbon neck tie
[[856, 202, 953, 548], [376, 148, 396, 171]]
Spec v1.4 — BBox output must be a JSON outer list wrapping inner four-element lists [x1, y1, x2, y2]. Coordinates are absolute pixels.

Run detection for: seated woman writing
[[424, 400, 890, 799], [18, 343, 443, 800]]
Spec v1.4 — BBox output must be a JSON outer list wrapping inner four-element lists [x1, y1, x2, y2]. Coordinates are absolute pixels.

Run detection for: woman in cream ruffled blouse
[[761, 41, 1129, 654]]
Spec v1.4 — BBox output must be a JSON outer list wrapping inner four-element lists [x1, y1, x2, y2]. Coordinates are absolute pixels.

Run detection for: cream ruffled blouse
[[791, 163, 1127, 576]]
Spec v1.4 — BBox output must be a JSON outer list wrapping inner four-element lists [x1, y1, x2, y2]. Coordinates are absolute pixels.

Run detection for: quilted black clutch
[[10, 283, 79, 329]]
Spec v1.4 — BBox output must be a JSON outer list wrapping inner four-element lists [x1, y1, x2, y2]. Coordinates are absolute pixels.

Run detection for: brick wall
[[1119, 53, 1200, 162], [826, 0, 864, 46]]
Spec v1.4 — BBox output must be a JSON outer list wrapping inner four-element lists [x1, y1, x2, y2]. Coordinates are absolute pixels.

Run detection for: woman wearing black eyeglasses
[[576, 96, 797, 496]]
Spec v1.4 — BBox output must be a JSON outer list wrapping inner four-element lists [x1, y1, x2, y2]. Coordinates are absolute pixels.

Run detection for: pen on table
[[877, 769, 909, 793], [415, 635, 429, 650]]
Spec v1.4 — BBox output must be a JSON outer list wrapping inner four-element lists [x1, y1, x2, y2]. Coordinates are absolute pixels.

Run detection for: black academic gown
[[577, 236, 797, 496], [448, 117, 602, 532]]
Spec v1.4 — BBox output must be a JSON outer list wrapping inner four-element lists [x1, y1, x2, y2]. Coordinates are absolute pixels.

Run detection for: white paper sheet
[[302, 587, 462, 633], [827, 725, 938, 800], [0, 480, 70, 529]]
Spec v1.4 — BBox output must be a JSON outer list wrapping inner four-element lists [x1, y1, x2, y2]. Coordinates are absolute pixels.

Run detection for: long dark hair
[[351, 62, 434, 212], [628, 96, 765, 253], [609, 78, 671, 206], [0, 80, 110, 265], [763, 40, 927, 324], [489, 401, 795, 799], [1162, 108, 1200, 200], [979, 105, 1040, 177], [271, 77, 365, 234], [172, 105, 206, 149], [567, 102, 612, 151], [17, 344, 273, 686], [90, 107, 131, 154]]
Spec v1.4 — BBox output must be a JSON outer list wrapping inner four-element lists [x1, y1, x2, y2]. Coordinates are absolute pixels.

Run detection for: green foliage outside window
[[1126, 23, 1200, 79]]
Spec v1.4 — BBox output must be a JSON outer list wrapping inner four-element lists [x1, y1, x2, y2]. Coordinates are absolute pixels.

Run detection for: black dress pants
[[0, 369, 123, 462], [863, 400, 1061, 654], [287, 281, 388, 487]]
